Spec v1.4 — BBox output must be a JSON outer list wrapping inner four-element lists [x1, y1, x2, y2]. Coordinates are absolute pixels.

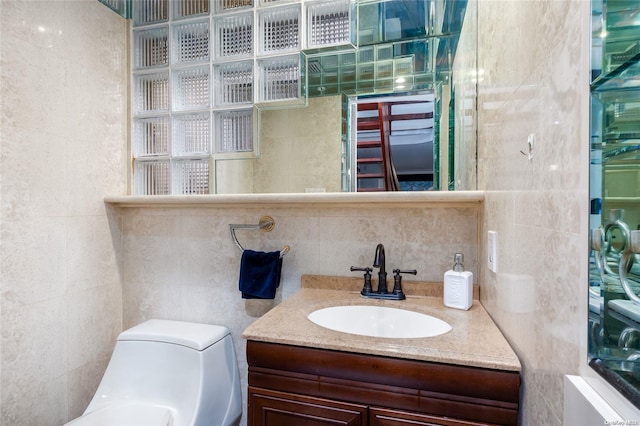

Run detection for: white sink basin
[[307, 305, 452, 338]]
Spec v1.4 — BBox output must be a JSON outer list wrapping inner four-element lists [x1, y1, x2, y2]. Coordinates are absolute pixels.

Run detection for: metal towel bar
[[229, 216, 290, 258]]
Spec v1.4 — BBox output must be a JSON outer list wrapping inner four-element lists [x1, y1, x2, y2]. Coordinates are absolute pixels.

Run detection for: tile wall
[[477, 1, 592, 425], [117, 202, 480, 425], [0, 1, 128, 424]]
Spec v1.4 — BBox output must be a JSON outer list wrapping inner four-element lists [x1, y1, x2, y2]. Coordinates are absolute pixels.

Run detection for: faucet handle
[[391, 269, 416, 300], [351, 266, 373, 294]]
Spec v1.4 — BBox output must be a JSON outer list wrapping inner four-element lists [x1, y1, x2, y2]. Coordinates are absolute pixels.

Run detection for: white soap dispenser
[[444, 253, 473, 310]]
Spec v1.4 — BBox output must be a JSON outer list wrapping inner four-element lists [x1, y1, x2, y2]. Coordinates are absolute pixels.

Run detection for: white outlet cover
[[488, 230, 497, 273]]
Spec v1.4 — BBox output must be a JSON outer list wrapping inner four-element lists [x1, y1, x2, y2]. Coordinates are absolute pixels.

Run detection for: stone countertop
[[242, 275, 521, 372]]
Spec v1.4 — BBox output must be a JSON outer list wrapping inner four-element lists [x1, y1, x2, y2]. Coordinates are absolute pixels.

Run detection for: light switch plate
[[488, 231, 498, 273]]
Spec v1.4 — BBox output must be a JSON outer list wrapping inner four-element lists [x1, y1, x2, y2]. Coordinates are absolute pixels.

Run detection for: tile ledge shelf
[[104, 191, 484, 208]]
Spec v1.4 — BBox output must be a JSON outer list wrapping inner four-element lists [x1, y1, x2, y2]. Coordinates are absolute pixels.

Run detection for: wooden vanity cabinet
[[247, 341, 520, 426]]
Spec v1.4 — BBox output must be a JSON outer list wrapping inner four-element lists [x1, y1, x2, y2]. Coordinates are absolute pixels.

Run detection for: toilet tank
[[85, 320, 242, 426]]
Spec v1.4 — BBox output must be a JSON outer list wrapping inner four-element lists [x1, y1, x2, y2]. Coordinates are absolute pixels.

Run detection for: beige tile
[[1, 216, 68, 304], [0, 1, 128, 424], [1, 375, 68, 426], [478, 1, 591, 424], [67, 285, 121, 371], [66, 215, 122, 293], [67, 353, 111, 420]]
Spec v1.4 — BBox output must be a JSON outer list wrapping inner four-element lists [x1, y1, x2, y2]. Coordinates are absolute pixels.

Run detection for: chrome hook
[[520, 133, 535, 160]]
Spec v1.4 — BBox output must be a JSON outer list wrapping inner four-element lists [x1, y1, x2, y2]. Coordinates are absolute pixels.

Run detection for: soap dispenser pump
[[444, 253, 473, 310]]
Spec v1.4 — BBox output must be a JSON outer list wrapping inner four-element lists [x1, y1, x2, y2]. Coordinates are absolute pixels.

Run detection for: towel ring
[[229, 216, 290, 259]]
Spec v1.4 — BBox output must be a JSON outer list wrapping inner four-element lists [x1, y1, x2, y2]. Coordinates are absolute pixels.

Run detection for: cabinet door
[[249, 386, 367, 426], [370, 407, 489, 426]]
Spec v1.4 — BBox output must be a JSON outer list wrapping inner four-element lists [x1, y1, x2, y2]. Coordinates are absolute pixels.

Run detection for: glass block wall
[[131, 0, 355, 195], [304, 0, 463, 99], [99, 0, 131, 18], [304, 39, 436, 98]]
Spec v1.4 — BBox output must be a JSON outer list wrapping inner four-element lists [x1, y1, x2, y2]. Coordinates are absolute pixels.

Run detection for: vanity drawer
[[248, 387, 367, 426]]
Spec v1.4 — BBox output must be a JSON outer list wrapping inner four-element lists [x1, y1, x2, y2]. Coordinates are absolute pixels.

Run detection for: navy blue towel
[[239, 250, 283, 299]]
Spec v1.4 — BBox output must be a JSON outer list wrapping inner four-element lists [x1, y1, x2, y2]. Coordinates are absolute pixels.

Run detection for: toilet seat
[[65, 403, 174, 426]]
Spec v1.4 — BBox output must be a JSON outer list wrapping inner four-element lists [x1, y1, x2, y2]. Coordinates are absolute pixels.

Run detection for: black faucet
[[373, 243, 387, 293], [350, 244, 415, 300]]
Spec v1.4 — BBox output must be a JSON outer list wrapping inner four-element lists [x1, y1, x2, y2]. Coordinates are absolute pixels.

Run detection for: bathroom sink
[[307, 305, 452, 338]]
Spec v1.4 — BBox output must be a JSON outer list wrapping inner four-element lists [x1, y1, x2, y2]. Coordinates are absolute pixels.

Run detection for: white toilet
[[65, 319, 242, 426]]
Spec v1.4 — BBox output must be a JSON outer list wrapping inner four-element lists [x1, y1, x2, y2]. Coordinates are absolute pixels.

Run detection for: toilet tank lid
[[118, 320, 230, 351]]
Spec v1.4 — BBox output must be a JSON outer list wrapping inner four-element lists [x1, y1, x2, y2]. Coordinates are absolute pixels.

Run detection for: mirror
[[214, 0, 477, 194], [350, 92, 437, 192], [588, 0, 640, 407]]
